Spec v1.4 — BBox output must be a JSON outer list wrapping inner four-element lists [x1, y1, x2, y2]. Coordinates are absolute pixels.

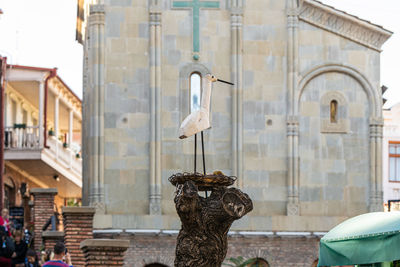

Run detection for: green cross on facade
[[173, 0, 220, 60]]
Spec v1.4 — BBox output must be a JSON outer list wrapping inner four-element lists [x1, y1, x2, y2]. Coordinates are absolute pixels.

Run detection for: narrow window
[[190, 72, 201, 113], [330, 100, 338, 123], [389, 142, 400, 182]]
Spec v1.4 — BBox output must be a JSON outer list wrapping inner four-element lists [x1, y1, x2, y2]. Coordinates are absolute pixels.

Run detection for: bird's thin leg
[[194, 134, 197, 174], [201, 131, 208, 198], [201, 131, 206, 175]]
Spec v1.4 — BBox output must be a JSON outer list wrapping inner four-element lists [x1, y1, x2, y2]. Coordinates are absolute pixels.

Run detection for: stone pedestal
[[62, 207, 95, 267], [42, 231, 64, 251], [31, 188, 57, 250], [80, 239, 130, 267]]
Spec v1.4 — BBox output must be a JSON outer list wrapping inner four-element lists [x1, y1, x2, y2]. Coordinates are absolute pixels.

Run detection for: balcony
[[4, 65, 82, 198], [5, 126, 40, 150]]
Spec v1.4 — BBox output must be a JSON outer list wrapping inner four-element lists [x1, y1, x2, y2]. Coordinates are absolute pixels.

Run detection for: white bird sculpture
[[178, 73, 233, 182], [179, 74, 217, 139]]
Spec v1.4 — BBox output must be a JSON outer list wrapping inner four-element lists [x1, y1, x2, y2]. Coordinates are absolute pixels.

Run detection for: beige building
[[77, 0, 391, 265], [3, 64, 82, 224], [383, 103, 400, 211]]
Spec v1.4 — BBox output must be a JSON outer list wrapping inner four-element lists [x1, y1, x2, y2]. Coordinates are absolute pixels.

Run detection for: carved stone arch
[[178, 63, 210, 123], [296, 63, 381, 118]]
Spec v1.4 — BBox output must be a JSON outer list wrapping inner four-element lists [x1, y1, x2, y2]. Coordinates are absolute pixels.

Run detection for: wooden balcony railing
[[4, 126, 40, 149]]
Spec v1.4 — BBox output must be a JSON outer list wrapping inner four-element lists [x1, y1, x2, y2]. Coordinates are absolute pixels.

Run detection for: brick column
[[80, 239, 129, 267], [31, 188, 57, 250], [62, 207, 95, 267], [42, 231, 64, 251]]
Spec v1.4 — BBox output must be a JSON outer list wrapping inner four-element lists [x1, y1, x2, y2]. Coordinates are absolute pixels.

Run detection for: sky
[[0, 0, 399, 107], [0, 0, 83, 97]]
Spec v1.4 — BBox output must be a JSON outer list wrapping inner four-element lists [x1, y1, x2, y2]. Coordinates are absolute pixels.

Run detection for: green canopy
[[318, 212, 400, 266]]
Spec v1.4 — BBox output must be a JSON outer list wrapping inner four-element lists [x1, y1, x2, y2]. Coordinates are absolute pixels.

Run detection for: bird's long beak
[[217, 79, 234, 85]]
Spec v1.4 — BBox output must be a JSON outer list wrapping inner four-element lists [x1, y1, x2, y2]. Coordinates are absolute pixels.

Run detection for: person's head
[[13, 230, 22, 242], [54, 241, 66, 256], [1, 208, 8, 219], [26, 249, 37, 263]]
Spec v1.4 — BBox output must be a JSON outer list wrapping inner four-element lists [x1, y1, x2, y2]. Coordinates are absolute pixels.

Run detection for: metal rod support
[[194, 134, 197, 174], [201, 131, 206, 175]]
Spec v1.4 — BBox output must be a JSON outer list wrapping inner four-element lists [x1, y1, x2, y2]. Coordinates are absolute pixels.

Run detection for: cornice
[[299, 0, 392, 51]]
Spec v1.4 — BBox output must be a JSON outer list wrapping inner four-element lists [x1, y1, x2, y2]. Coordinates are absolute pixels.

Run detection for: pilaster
[[369, 117, 384, 212], [87, 4, 105, 212], [286, 0, 300, 216], [149, 0, 162, 215], [230, 2, 243, 188], [287, 116, 299, 216]]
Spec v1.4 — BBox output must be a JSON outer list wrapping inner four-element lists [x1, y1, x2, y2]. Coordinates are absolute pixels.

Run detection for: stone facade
[[78, 0, 392, 265]]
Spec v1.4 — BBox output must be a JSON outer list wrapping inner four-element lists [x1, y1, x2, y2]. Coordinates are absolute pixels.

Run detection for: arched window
[[330, 100, 338, 123], [190, 72, 201, 113]]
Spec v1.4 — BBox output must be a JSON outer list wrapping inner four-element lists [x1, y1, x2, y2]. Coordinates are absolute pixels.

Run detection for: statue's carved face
[[181, 180, 198, 198], [222, 192, 246, 218]]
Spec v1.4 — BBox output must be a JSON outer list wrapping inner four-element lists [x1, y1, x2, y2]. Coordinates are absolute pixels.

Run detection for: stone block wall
[[31, 188, 57, 250], [93, 233, 320, 267], [80, 239, 129, 267], [62, 207, 95, 267]]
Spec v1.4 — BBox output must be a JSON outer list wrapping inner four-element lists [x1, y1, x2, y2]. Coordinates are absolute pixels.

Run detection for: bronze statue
[[170, 174, 253, 267]]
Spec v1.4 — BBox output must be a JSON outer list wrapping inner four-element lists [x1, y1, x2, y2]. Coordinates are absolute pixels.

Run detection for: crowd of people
[[0, 208, 73, 267]]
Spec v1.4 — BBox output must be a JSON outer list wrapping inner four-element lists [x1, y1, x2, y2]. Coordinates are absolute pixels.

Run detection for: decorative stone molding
[[287, 116, 299, 137], [320, 91, 349, 133], [149, 2, 162, 26], [287, 202, 300, 216], [369, 117, 384, 138], [299, 0, 392, 51], [297, 63, 380, 118], [230, 7, 243, 29], [89, 4, 105, 15]]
